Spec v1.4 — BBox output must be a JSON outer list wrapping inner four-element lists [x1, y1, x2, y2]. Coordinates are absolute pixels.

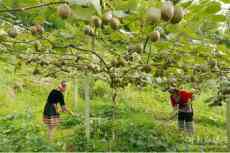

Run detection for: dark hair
[[168, 87, 179, 94], [61, 80, 67, 86]]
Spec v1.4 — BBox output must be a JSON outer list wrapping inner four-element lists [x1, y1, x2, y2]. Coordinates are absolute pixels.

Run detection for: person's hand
[[61, 105, 68, 112]]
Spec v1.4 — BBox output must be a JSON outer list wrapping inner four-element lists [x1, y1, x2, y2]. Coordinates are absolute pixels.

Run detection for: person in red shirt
[[168, 87, 194, 133]]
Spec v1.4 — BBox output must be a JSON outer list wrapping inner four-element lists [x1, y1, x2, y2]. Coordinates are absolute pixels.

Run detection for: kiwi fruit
[[208, 60, 216, 68], [31, 24, 44, 35], [111, 57, 125, 67], [128, 44, 143, 54], [34, 41, 41, 51], [102, 11, 113, 25], [149, 31, 160, 42], [146, 8, 161, 24], [117, 57, 126, 67], [110, 17, 120, 30], [8, 28, 17, 38], [84, 25, 94, 36], [57, 4, 71, 19], [161, 1, 174, 21], [142, 64, 152, 73], [171, 7, 184, 24], [111, 59, 117, 67], [33, 67, 40, 75], [91, 16, 102, 28]]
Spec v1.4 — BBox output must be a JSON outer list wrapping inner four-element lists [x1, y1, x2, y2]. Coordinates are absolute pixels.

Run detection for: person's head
[[168, 87, 179, 96], [58, 80, 67, 93]]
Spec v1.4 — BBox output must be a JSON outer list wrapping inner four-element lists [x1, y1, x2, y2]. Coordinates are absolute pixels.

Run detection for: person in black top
[[43, 80, 69, 141]]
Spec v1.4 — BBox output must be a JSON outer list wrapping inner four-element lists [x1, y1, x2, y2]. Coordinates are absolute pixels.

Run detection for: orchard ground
[[0, 60, 227, 152]]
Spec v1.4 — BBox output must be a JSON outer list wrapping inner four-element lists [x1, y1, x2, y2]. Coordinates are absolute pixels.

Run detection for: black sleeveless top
[[43, 89, 65, 116]]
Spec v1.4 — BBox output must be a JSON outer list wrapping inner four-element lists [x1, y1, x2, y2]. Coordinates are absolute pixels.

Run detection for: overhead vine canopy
[[0, 0, 229, 89]]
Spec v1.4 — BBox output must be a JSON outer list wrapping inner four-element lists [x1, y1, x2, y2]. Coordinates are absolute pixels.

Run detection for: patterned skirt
[[43, 103, 60, 126]]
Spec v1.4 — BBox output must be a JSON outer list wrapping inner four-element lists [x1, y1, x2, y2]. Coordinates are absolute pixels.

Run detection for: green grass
[[0, 61, 227, 152]]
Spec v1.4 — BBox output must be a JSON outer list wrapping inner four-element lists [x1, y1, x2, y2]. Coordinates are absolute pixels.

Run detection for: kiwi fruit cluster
[[111, 57, 126, 68], [57, 4, 71, 19], [146, 1, 184, 24], [128, 44, 143, 54], [31, 24, 44, 35], [84, 11, 121, 36]]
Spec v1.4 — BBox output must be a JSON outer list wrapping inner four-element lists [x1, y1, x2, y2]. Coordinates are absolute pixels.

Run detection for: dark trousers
[[178, 112, 194, 133]]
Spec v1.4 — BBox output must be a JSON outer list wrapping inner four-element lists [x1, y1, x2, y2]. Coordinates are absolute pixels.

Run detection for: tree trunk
[[84, 77, 90, 142], [72, 77, 78, 112], [226, 95, 230, 151], [112, 89, 117, 141]]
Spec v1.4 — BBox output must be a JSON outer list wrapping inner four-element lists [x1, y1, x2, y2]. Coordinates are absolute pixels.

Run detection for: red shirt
[[170, 90, 193, 108]]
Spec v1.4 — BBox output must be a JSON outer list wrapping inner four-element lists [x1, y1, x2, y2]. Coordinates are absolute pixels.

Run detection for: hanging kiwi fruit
[[8, 27, 17, 38], [110, 17, 120, 30], [84, 25, 94, 36], [149, 31, 160, 42], [128, 44, 143, 54], [57, 4, 71, 19], [141, 64, 152, 73], [161, 1, 174, 21], [111, 59, 117, 67], [91, 16, 102, 28], [171, 7, 184, 24], [102, 11, 113, 25], [31, 24, 44, 35], [117, 57, 126, 67], [146, 8, 161, 24], [33, 67, 41, 75]]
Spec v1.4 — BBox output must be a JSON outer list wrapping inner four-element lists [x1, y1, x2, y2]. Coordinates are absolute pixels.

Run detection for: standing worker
[[43, 80, 71, 141], [168, 87, 194, 133]]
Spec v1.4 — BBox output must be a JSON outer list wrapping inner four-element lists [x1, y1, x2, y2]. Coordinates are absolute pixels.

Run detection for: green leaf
[[210, 15, 226, 22], [70, 0, 101, 15], [204, 2, 221, 14]]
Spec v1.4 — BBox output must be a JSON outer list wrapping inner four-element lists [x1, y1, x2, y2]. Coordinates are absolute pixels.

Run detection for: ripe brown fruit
[[128, 44, 143, 54], [8, 28, 17, 38], [146, 8, 161, 24], [149, 31, 160, 42], [208, 60, 216, 68], [102, 11, 113, 25], [57, 4, 71, 19], [171, 7, 184, 24], [161, 1, 174, 21], [91, 16, 102, 28], [142, 64, 152, 73], [84, 25, 94, 36], [117, 57, 126, 67], [111, 59, 117, 67], [31, 24, 44, 35], [110, 17, 120, 30]]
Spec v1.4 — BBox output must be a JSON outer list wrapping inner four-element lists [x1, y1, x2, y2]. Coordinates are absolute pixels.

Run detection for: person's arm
[[59, 94, 76, 115], [59, 93, 68, 112], [168, 105, 178, 120], [168, 96, 178, 120]]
